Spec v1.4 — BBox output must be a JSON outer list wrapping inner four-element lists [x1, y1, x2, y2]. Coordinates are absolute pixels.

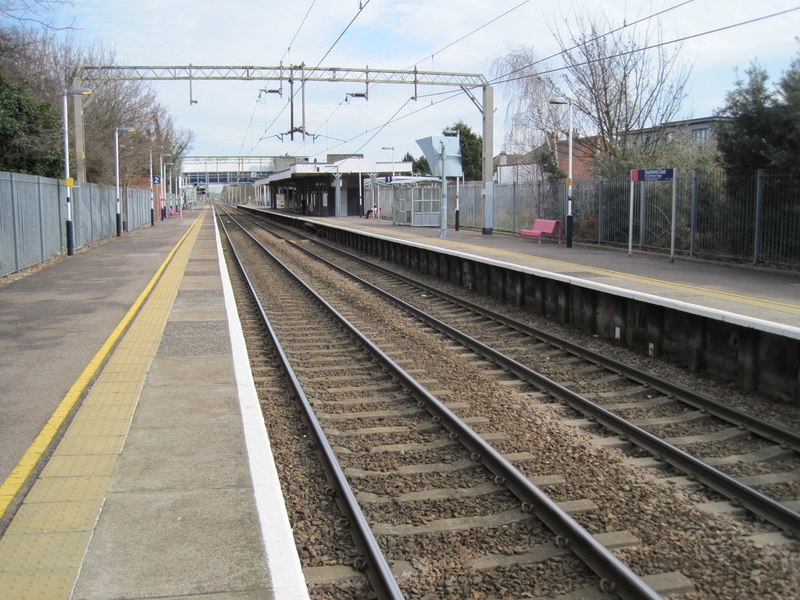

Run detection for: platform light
[[115, 127, 136, 237], [549, 97, 573, 248]]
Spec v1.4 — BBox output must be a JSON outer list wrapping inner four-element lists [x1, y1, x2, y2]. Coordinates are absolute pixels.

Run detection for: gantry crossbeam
[[77, 64, 487, 88], [72, 64, 495, 232]]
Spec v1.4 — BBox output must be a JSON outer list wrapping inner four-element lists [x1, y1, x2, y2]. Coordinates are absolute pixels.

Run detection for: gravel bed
[[362, 492, 521, 525], [340, 447, 468, 471], [351, 468, 492, 496], [680, 436, 768, 457]]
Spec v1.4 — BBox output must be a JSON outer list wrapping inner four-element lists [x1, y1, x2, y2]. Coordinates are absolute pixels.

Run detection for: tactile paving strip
[[0, 213, 204, 599]]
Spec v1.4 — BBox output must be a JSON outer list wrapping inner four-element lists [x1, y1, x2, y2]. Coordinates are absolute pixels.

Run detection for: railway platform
[[0, 207, 308, 600]]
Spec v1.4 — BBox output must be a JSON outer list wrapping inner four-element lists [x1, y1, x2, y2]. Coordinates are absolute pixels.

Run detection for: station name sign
[[630, 168, 674, 181]]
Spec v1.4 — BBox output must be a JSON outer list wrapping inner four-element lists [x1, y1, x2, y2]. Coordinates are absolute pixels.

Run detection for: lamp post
[[164, 162, 174, 215], [159, 154, 170, 220], [550, 98, 573, 248], [62, 87, 92, 255], [148, 147, 155, 226], [114, 126, 136, 237], [381, 146, 395, 180]]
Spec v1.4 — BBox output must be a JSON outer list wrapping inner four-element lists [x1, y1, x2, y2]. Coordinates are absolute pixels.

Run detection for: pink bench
[[519, 219, 562, 243]]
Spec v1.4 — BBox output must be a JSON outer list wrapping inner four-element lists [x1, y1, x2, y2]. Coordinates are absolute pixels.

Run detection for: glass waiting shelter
[[389, 177, 441, 227]]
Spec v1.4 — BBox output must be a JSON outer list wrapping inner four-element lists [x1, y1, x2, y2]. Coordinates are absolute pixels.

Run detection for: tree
[[554, 12, 689, 160], [0, 27, 194, 185], [492, 12, 690, 176], [773, 52, 800, 174], [447, 121, 481, 181], [714, 53, 800, 176], [0, 0, 72, 29], [402, 151, 430, 175], [0, 70, 61, 176], [714, 62, 777, 173], [490, 45, 566, 158]]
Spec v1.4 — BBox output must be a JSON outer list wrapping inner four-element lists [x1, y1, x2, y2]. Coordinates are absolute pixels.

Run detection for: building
[[180, 156, 299, 197], [494, 136, 597, 185], [254, 155, 412, 216], [628, 116, 725, 149], [494, 117, 724, 184]]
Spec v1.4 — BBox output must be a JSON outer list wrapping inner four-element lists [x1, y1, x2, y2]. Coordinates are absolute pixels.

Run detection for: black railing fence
[[448, 169, 799, 268]]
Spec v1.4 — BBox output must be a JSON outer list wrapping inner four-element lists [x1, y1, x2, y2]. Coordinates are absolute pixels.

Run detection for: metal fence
[[1, 171, 156, 277], [423, 169, 799, 269]]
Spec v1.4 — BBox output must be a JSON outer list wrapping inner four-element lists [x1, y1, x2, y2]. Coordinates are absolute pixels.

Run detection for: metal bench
[[519, 219, 562, 243]]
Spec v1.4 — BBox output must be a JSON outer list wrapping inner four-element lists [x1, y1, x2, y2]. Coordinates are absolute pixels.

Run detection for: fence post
[[512, 178, 517, 233], [37, 175, 46, 262], [690, 171, 699, 257], [639, 180, 647, 247], [10, 173, 20, 272], [753, 169, 765, 264], [535, 180, 541, 218], [598, 177, 605, 244]]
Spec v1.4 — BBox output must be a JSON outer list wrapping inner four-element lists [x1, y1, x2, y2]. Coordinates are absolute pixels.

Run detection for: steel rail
[[217, 210, 405, 600], [250, 213, 800, 537], [227, 209, 664, 600]]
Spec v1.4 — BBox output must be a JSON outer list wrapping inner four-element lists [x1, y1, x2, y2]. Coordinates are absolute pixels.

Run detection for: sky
[[43, 0, 800, 167]]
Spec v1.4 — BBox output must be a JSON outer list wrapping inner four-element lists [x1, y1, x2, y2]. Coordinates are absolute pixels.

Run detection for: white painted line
[[214, 211, 311, 599]]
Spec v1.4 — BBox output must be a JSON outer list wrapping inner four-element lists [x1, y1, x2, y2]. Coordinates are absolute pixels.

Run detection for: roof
[[256, 157, 412, 185]]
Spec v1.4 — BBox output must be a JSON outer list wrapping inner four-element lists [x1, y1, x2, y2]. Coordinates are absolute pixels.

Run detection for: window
[[692, 128, 710, 144]]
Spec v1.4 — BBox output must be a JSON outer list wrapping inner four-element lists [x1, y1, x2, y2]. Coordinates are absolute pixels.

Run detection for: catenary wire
[[249, 0, 371, 153]]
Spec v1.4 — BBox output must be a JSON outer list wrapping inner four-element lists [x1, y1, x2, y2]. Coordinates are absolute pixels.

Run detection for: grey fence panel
[[126, 188, 151, 230], [13, 173, 45, 270], [2, 169, 154, 277], [0, 172, 20, 276], [453, 183, 484, 229], [756, 173, 800, 266], [0, 172, 63, 276], [40, 177, 63, 260]]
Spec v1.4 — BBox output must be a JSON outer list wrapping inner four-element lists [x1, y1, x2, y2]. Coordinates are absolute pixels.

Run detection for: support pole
[[482, 84, 494, 235], [72, 78, 87, 185], [440, 139, 448, 239]]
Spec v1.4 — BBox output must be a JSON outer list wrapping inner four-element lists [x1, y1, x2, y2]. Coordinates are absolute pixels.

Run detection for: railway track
[[217, 206, 800, 599], [233, 207, 800, 536]]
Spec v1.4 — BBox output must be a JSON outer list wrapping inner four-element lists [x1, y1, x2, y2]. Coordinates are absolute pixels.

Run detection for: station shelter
[[379, 176, 443, 227], [254, 156, 412, 217]]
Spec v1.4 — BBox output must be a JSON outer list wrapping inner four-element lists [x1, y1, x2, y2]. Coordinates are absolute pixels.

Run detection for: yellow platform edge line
[[0, 215, 204, 519]]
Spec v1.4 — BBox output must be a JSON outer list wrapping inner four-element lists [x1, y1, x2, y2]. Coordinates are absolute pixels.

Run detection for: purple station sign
[[630, 168, 674, 181]]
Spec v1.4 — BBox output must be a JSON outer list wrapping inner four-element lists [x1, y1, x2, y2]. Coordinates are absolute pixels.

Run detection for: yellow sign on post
[[565, 177, 572, 186], [65, 177, 75, 187]]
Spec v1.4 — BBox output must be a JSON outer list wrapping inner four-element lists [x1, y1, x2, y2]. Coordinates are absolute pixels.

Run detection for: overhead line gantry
[[73, 64, 496, 233]]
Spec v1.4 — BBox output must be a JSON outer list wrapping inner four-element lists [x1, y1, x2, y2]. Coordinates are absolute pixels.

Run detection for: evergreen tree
[[715, 53, 800, 176], [402, 151, 430, 175], [448, 121, 482, 181], [0, 71, 61, 176]]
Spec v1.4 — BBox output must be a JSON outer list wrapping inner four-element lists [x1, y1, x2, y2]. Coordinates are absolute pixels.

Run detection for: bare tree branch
[[0, 0, 73, 30]]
